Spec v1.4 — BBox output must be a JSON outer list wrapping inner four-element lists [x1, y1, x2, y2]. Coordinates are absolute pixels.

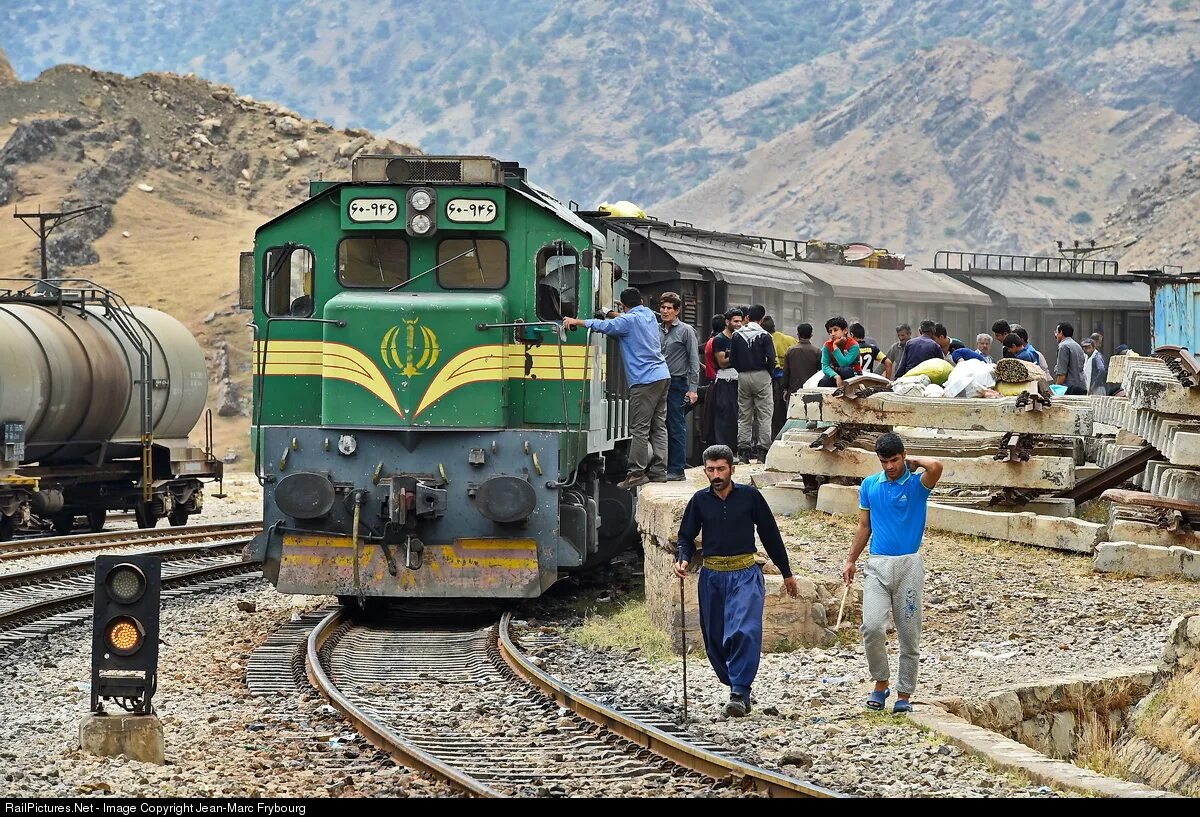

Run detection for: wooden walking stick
[[679, 574, 688, 726], [835, 583, 850, 628]]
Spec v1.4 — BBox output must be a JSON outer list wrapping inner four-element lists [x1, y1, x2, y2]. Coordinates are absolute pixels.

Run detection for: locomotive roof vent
[[353, 155, 503, 185]]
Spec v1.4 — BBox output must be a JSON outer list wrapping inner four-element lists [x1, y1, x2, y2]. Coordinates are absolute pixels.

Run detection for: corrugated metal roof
[[961, 275, 1150, 310], [795, 262, 992, 305], [650, 231, 816, 295]]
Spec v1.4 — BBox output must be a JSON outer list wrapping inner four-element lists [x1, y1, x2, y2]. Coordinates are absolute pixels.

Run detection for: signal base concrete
[[79, 712, 165, 764]]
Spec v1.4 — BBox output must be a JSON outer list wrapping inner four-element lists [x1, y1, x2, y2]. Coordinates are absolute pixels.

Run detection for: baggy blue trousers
[[697, 565, 765, 698]]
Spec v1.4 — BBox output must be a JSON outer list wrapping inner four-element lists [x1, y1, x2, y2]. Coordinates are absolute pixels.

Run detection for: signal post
[[78, 555, 166, 764]]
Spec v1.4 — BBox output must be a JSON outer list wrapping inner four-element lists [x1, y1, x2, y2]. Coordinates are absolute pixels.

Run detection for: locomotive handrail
[[251, 316, 348, 486]]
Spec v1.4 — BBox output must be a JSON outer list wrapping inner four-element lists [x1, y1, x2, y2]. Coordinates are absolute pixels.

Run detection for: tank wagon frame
[[0, 278, 223, 538]]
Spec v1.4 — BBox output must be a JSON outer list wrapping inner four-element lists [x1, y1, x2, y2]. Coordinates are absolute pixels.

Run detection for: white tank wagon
[[0, 280, 223, 538]]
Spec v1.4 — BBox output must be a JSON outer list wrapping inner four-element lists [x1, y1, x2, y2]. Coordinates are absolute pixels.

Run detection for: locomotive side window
[[535, 244, 579, 320], [338, 237, 409, 288], [265, 246, 314, 317], [436, 239, 508, 289]]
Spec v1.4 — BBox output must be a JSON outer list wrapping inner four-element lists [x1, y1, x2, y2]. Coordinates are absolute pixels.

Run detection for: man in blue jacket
[[565, 287, 670, 489]]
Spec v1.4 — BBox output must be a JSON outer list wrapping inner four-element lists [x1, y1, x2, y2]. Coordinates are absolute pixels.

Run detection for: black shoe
[[665, 472, 686, 481], [648, 473, 669, 483], [737, 453, 751, 465], [724, 693, 750, 718]]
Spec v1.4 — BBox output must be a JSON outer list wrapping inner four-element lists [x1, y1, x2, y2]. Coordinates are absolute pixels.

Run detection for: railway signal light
[[91, 555, 160, 714], [406, 187, 436, 237]]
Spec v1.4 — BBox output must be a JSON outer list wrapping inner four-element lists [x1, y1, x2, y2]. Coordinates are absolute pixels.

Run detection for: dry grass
[[569, 598, 677, 665], [1135, 671, 1200, 766], [1075, 709, 1128, 778]]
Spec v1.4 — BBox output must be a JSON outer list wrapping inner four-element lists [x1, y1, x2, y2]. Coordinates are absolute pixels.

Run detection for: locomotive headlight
[[409, 189, 432, 211], [410, 214, 432, 235]]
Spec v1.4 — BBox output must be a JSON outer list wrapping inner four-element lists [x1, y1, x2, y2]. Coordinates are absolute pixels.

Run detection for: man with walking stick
[[673, 445, 799, 717], [843, 433, 942, 714]]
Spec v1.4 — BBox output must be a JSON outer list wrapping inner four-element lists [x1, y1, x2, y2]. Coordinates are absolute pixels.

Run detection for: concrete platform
[[786, 389, 1092, 435], [636, 471, 853, 653], [816, 483, 1102, 553], [767, 435, 1076, 490]]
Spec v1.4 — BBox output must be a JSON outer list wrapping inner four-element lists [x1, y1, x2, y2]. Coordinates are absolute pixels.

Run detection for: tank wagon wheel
[[0, 515, 13, 542], [167, 508, 189, 527], [134, 503, 160, 529], [86, 510, 106, 533], [51, 514, 75, 536]]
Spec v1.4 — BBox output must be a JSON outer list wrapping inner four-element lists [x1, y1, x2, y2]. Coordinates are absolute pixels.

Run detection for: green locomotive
[[243, 155, 636, 599]]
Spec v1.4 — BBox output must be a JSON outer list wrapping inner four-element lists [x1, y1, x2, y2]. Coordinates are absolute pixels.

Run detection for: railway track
[[304, 607, 839, 798], [0, 532, 262, 651], [0, 520, 260, 562]]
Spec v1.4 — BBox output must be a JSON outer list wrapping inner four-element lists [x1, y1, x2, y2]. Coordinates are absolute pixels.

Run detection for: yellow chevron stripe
[[414, 343, 591, 417], [255, 340, 402, 417]]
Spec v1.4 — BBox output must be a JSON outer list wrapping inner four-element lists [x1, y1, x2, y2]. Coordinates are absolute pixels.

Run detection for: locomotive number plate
[[446, 198, 498, 223], [347, 198, 399, 223]]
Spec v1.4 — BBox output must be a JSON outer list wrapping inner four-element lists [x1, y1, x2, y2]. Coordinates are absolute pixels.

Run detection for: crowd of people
[[568, 285, 1131, 488]]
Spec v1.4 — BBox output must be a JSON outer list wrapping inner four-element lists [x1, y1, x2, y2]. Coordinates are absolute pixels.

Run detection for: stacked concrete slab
[[769, 389, 1091, 490], [765, 388, 1105, 553], [1093, 355, 1200, 579]]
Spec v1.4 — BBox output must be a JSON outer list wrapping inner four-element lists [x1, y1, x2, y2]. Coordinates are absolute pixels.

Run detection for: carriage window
[[436, 239, 507, 289], [535, 245, 579, 320], [265, 246, 314, 317], [338, 237, 409, 288]]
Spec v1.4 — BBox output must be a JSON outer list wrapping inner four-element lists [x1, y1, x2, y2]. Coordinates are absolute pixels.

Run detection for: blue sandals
[[865, 688, 891, 710]]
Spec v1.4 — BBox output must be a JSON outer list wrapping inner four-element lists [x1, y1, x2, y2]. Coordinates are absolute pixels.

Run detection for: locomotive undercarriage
[[251, 426, 635, 599]]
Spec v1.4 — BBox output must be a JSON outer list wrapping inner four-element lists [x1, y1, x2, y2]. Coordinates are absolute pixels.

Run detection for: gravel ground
[[525, 509, 1200, 797], [0, 581, 457, 797]]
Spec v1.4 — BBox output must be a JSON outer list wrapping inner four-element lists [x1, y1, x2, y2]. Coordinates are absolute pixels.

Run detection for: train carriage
[[245, 156, 635, 600]]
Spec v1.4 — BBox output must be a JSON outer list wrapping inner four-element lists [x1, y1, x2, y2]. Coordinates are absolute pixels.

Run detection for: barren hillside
[[654, 40, 1200, 262], [0, 61, 419, 463]]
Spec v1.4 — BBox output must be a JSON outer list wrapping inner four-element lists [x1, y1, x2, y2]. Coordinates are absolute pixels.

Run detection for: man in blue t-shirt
[[842, 433, 943, 714]]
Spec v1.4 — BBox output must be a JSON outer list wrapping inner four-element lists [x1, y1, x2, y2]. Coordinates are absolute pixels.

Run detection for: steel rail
[[0, 539, 251, 591], [304, 606, 501, 797], [0, 554, 261, 633], [305, 607, 841, 798], [496, 611, 839, 798], [1, 520, 260, 560]]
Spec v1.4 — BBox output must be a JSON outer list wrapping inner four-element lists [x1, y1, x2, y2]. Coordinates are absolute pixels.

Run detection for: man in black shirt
[[673, 445, 800, 717], [709, 307, 742, 449]]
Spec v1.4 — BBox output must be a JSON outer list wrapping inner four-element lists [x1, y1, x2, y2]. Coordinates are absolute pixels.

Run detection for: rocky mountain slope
[[0, 55, 418, 459], [1099, 153, 1200, 270], [4, 0, 1200, 214], [654, 40, 1200, 261]]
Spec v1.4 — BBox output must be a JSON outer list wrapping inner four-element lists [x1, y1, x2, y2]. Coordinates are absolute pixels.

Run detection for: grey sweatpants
[[861, 552, 924, 695], [737, 369, 773, 452]]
